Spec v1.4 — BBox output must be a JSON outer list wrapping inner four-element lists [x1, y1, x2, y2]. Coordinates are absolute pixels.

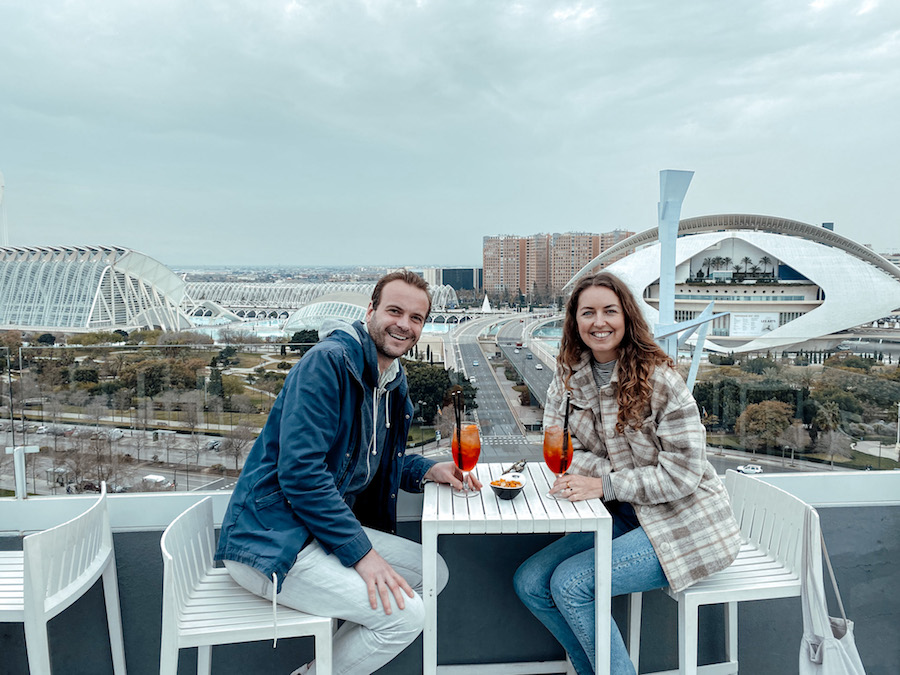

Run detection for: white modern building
[[568, 214, 900, 353], [0, 245, 193, 332]]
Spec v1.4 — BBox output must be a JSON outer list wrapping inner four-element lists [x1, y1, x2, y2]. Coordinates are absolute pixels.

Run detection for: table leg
[[594, 520, 612, 675], [422, 521, 438, 675]]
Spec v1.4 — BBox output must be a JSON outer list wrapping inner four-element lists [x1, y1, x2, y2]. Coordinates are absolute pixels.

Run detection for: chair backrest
[[159, 497, 215, 636], [725, 470, 819, 576], [22, 484, 114, 622]]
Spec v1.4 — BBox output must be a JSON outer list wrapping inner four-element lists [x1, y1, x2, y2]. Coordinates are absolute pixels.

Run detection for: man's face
[[365, 280, 430, 368]]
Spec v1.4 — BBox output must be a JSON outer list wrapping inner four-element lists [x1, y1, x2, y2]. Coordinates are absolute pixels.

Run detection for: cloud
[[0, 0, 898, 265]]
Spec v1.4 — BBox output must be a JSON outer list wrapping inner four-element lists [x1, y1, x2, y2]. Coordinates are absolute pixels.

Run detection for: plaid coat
[[544, 352, 740, 593]]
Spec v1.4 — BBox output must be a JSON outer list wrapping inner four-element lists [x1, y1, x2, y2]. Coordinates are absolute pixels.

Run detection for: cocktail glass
[[543, 425, 574, 499], [451, 423, 481, 498]]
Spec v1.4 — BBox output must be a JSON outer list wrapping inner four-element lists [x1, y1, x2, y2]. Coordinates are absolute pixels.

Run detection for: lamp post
[[418, 400, 427, 449], [896, 401, 900, 458]]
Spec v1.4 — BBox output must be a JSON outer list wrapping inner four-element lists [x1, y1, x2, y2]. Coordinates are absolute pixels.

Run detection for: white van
[[142, 474, 173, 490]]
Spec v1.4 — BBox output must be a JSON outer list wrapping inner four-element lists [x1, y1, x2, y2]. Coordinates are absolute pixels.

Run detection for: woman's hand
[[549, 473, 604, 501]]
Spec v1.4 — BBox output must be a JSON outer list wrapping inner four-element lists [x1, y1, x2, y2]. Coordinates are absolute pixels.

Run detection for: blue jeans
[[513, 502, 667, 675]]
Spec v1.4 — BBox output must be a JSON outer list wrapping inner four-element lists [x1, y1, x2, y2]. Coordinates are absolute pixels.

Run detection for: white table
[[422, 462, 613, 675]]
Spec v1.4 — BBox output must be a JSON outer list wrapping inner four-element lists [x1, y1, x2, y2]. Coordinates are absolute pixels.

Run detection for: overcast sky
[[1, 1, 898, 268]]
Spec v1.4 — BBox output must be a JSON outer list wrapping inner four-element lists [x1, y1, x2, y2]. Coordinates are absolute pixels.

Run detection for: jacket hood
[[321, 319, 405, 394]]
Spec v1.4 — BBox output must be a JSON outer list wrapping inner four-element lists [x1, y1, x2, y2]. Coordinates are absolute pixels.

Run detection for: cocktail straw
[[562, 391, 571, 469], [453, 391, 463, 467]]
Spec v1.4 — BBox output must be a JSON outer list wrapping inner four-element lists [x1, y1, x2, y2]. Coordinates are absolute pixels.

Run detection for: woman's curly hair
[[558, 272, 672, 432]]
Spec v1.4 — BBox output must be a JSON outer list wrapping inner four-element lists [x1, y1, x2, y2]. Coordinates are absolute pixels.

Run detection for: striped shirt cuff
[[601, 474, 616, 502]]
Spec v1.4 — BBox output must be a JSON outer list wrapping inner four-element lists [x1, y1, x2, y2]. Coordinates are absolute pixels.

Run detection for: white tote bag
[[799, 508, 866, 675]]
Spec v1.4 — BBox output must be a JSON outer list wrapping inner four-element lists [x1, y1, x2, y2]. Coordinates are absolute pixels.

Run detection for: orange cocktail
[[543, 425, 574, 498], [452, 424, 481, 497]]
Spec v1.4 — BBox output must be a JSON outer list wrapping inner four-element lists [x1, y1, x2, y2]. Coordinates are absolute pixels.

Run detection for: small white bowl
[[490, 472, 527, 500]]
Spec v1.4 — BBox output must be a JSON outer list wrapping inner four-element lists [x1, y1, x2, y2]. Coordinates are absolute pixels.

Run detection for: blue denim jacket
[[214, 321, 435, 591]]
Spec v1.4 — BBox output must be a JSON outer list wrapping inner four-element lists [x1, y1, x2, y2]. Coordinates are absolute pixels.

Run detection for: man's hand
[[423, 461, 483, 492], [354, 549, 415, 614]]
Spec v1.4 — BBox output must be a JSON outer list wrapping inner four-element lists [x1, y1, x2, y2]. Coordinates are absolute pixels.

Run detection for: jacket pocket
[[622, 421, 661, 465], [255, 489, 285, 509]]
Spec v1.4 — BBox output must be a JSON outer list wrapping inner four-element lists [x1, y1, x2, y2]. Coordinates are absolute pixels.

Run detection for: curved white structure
[[186, 281, 460, 313], [567, 215, 900, 353], [0, 245, 193, 332]]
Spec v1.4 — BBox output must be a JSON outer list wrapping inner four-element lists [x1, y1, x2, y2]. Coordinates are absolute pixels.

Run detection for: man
[[215, 271, 478, 675]]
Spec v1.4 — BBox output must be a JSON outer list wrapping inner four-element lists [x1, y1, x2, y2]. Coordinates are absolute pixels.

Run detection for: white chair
[[159, 497, 334, 675], [627, 470, 817, 674], [0, 483, 127, 674]]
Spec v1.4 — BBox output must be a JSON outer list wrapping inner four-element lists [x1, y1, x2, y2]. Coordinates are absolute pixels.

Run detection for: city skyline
[[2, 1, 899, 267]]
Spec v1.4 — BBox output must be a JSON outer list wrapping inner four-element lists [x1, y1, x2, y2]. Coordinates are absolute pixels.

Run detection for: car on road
[[472, 360, 479, 366], [205, 439, 222, 451], [737, 464, 763, 474], [535, 363, 544, 370], [526, 353, 533, 359], [514, 349, 520, 354]]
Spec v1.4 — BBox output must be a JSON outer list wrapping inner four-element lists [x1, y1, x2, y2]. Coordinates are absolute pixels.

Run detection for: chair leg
[[102, 565, 128, 675], [725, 601, 738, 666], [678, 600, 700, 675], [197, 646, 212, 675], [314, 622, 334, 675], [23, 617, 53, 675], [159, 646, 179, 675], [628, 592, 642, 673]]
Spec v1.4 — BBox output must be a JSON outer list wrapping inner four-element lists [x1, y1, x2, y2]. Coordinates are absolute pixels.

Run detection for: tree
[[289, 330, 319, 355], [735, 400, 793, 452], [37, 333, 56, 346], [404, 360, 478, 424], [759, 255, 773, 275], [207, 366, 224, 399], [741, 256, 753, 273], [776, 420, 811, 465], [222, 423, 256, 470]]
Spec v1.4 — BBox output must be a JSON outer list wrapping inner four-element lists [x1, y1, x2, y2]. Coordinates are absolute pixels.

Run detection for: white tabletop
[[423, 462, 609, 535]]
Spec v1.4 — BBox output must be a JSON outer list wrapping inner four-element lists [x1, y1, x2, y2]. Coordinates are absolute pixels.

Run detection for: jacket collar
[[327, 321, 407, 398], [567, 350, 617, 412]]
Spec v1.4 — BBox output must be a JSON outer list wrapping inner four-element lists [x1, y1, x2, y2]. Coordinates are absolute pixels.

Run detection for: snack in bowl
[[490, 471, 526, 500]]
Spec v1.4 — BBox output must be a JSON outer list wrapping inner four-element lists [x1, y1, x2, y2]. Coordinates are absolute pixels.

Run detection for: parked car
[[205, 439, 222, 451], [36, 425, 50, 434], [737, 464, 763, 475]]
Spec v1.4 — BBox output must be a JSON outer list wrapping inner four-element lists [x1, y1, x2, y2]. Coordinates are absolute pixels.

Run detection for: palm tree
[[722, 256, 732, 271], [712, 256, 724, 270], [702, 257, 712, 276], [749, 264, 761, 276], [759, 256, 773, 276], [741, 256, 754, 273]]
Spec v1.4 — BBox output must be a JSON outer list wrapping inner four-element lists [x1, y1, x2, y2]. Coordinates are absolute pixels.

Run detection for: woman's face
[[575, 285, 626, 362]]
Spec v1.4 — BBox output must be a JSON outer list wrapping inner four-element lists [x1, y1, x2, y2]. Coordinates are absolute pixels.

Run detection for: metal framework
[[185, 281, 460, 313], [0, 245, 192, 332]]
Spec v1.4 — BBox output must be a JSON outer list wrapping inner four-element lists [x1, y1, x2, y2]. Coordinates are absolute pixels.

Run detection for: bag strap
[[820, 531, 848, 622]]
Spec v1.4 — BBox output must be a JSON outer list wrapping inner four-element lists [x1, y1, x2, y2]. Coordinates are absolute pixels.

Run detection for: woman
[[514, 272, 740, 675]]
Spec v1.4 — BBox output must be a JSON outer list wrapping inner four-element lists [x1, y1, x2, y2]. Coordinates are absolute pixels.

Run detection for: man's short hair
[[371, 271, 432, 316]]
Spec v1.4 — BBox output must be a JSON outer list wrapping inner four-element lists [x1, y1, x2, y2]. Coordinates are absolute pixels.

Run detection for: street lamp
[[417, 400, 427, 448]]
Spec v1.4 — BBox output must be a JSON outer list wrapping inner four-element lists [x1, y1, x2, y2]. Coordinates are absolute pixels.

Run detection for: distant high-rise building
[[483, 235, 527, 298], [482, 228, 635, 300], [550, 232, 601, 293], [439, 267, 482, 291]]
